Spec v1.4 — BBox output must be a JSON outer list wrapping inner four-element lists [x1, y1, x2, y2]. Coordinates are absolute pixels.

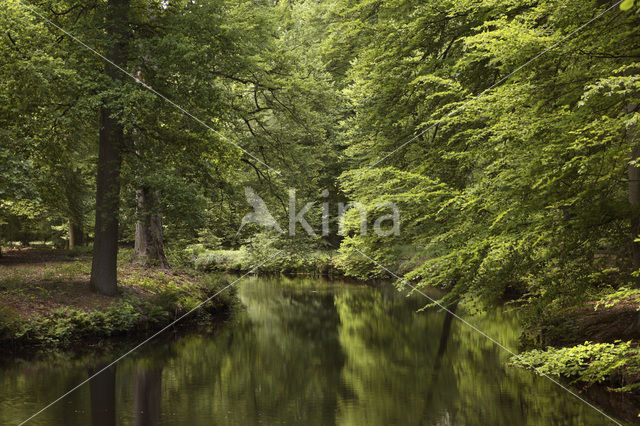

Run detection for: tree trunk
[[134, 193, 147, 257], [90, 108, 123, 295], [90, 0, 130, 296], [628, 102, 640, 282], [68, 219, 84, 249], [134, 186, 169, 268], [65, 167, 86, 249], [69, 219, 75, 249]]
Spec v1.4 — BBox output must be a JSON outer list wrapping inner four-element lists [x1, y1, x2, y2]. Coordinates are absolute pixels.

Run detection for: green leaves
[[511, 341, 640, 390], [328, 0, 640, 310], [621, 0, 636, 12]]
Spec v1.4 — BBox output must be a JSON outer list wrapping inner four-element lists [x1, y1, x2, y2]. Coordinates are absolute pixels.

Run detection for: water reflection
[[0, 276, 628, 425], [133, 366, 162, 426], [89, 365, 116, 426]]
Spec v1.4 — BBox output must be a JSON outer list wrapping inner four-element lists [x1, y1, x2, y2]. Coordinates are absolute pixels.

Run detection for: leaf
[[621, 0, 635, 11]]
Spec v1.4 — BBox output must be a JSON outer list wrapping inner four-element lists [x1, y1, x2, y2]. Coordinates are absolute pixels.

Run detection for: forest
[[1, 0, 640, 424]]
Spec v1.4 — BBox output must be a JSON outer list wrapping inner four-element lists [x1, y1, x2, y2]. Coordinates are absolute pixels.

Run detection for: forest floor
[[0, 247, 237, 354]]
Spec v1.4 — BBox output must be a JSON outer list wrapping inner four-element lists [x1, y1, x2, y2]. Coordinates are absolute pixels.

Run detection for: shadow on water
[[0, 276, 634, 425]]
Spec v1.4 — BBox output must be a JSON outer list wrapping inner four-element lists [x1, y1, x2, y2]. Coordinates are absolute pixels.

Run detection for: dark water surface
[[0, 276, 624, 425]]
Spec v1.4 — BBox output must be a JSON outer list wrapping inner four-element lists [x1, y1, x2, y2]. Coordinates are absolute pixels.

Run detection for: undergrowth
[[0, 265, 237, 351]]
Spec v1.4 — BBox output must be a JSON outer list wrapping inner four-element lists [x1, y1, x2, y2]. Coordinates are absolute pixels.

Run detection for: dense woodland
[[2, 0, 639, 301], [2, 0, 640, 418]]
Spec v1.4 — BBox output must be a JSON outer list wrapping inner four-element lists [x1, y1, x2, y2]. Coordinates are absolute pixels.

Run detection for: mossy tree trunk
[[65, 168, 86, 250]]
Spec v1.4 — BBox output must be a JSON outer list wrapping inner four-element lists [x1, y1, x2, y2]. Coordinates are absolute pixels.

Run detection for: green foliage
[[595, 286, 640, 310], [2, 0, 640, 398], [193, 246, 336, 276], [8, 303, 141, 348], [621, 0, 636, 11], [186, 231, 337, 275], [194, 249, 248, 272], [326, 0, 640, 310], [0, 306, 22, 342], [511, 341, 640, 391], [0, 0, 350, 255]]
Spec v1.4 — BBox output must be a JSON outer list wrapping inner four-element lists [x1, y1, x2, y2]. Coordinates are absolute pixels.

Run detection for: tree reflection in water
[[134, 366, 162, 426], [89, 364, 116, 426], [0, 276, 625, 425]]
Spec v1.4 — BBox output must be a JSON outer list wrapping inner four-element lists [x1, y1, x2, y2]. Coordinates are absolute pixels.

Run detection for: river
[[0, 276, 625, 425]]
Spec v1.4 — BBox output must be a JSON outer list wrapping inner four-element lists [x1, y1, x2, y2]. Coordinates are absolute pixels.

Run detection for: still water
[[0, 276, 623, 425]]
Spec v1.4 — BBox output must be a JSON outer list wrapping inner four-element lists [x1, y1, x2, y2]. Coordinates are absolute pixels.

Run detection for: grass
[[0, 247, 237, 353]]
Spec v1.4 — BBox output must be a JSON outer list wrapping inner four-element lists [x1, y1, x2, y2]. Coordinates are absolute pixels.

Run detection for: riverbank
[[512, 291, 640, 401], [0, 274, 627, 425], [0, 248, 237, 354], [5, 246, 639, 415]]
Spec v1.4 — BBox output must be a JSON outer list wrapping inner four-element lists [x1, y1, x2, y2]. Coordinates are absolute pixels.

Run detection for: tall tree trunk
[[628, 102, 640, 282], [90, 109, 123, 295], [90, 0, 130, 296], [134, 186, 169, 268], [130, 65, 168, 269], [69, 219, 76, 249], [134, 190, 147, 257]]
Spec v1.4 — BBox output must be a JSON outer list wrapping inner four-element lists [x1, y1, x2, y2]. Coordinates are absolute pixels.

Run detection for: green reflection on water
[[0, 276, 622, 425]]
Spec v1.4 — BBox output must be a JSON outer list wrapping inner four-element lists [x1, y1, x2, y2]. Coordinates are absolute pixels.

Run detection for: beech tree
[[90, 0, 131, 296], [331, 0, 640, 305]]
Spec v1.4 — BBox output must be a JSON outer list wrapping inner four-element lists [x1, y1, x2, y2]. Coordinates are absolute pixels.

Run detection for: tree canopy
[[1, 0, 639, 308]]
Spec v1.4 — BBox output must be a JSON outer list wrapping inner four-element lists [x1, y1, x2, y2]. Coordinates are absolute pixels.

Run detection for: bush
[[0, 306, 22, 342], [193, 247, 337, 275], [194, 249, 247, 272]]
